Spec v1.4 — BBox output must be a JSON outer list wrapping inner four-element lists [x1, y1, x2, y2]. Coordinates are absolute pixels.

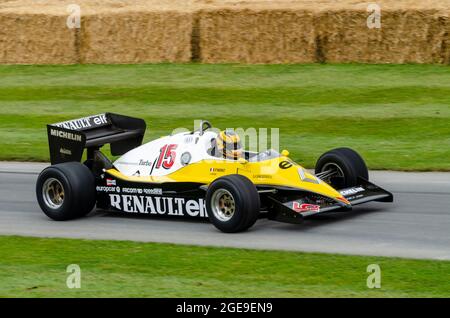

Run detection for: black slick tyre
[[36, 162, 96, 221], [206, 174, 260, 233]]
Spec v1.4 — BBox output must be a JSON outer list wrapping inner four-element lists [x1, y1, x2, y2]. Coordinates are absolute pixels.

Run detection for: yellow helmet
[[216, 130, 243, 159]]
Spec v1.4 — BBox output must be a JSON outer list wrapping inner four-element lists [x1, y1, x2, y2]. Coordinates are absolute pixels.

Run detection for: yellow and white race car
[[36, 113, 393, 233]]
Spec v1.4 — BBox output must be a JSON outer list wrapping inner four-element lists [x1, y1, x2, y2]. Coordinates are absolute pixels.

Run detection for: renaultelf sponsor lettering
[[50, 129, 82, 142], [55, 114, 108, 130], [109, 194, 208, 217]]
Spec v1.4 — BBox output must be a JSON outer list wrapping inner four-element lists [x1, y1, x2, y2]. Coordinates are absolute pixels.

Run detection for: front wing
[[266, 177, 393, 224]]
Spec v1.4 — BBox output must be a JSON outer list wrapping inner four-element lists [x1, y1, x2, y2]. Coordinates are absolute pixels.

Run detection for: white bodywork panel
[[114, 131, 226, 177]]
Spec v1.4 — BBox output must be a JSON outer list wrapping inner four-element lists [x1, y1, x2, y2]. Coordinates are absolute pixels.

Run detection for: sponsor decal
[[55, 114, 108, 131], [96, 186, 117, 193], [106, 179, 116, 186], [252, 174, 272, 179], [139, 159, 153, 166], [50, 128, 82, 142], [292, 202, 320, 213], [122, 187, 163, 195], [59, 148, 72, 155], [340, 187, 365, 197], [97, 185, 163, 196], [210, 168, 225, 173], [343, 194, 363, 201], [109, 194, 208, 217], [279, 161, 293, 169]]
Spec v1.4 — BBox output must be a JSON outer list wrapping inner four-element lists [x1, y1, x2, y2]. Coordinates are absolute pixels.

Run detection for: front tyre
[[206, 175, 260, 233], [36, 162, 96, 221], [315, 147, 369, 189]]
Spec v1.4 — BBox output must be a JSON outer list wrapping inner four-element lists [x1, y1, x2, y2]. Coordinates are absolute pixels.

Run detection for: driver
[[210, 129, 243, 160]]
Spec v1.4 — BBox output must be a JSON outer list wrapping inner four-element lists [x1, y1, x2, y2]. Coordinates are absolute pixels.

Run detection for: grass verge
[[0, 235, 449, 297], [0, 64, 449, 170]]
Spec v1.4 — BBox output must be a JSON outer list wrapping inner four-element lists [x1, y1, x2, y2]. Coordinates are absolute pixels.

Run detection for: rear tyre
[[36, 162, 96, 221], [315, 148, 369, 189], [206, 175, 260, 233]]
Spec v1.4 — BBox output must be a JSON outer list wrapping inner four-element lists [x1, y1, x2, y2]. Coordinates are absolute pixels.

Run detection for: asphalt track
[[0, 162, 449, 260]]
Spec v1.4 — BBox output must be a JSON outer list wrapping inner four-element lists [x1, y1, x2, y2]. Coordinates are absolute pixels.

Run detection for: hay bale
[[315, 9, 450, 64], [198, 5, 450, 64], [0, 0, 196, 64], [80, 11, 193, 64], [198, 9, 316, 63], [0, 0, 448, 65], [0, 12, 77, 64]]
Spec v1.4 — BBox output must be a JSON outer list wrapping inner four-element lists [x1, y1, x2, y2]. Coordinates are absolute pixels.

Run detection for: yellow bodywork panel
[[106, 156, 344, 201]]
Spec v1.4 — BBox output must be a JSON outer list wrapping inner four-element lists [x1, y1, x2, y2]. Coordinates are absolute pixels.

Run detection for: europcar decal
[[292, 202, 320, 213]]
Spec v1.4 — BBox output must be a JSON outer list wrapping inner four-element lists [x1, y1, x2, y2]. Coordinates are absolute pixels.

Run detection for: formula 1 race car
[[36, 113, 393, 233]]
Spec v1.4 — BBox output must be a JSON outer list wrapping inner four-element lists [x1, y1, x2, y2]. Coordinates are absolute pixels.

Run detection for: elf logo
[[106, 179, 116, 186]]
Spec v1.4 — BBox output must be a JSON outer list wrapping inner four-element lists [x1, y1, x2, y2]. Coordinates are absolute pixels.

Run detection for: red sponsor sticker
[[292, 202, 320, 213]]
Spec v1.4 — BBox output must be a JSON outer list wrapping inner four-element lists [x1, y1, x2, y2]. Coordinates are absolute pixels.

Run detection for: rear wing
[[47, 113, 146, 164]]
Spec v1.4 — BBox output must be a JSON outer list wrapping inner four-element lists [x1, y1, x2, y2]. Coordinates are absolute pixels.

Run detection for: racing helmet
[[216, 130, 243, 159]]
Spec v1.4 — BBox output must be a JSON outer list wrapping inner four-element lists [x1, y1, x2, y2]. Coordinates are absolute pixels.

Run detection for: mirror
[[281, 149, 289, 157]]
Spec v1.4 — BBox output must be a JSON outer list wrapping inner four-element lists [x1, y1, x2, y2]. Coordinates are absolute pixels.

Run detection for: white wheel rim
[[211, 189, 236, 222], [42, 178, 65, 209]]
